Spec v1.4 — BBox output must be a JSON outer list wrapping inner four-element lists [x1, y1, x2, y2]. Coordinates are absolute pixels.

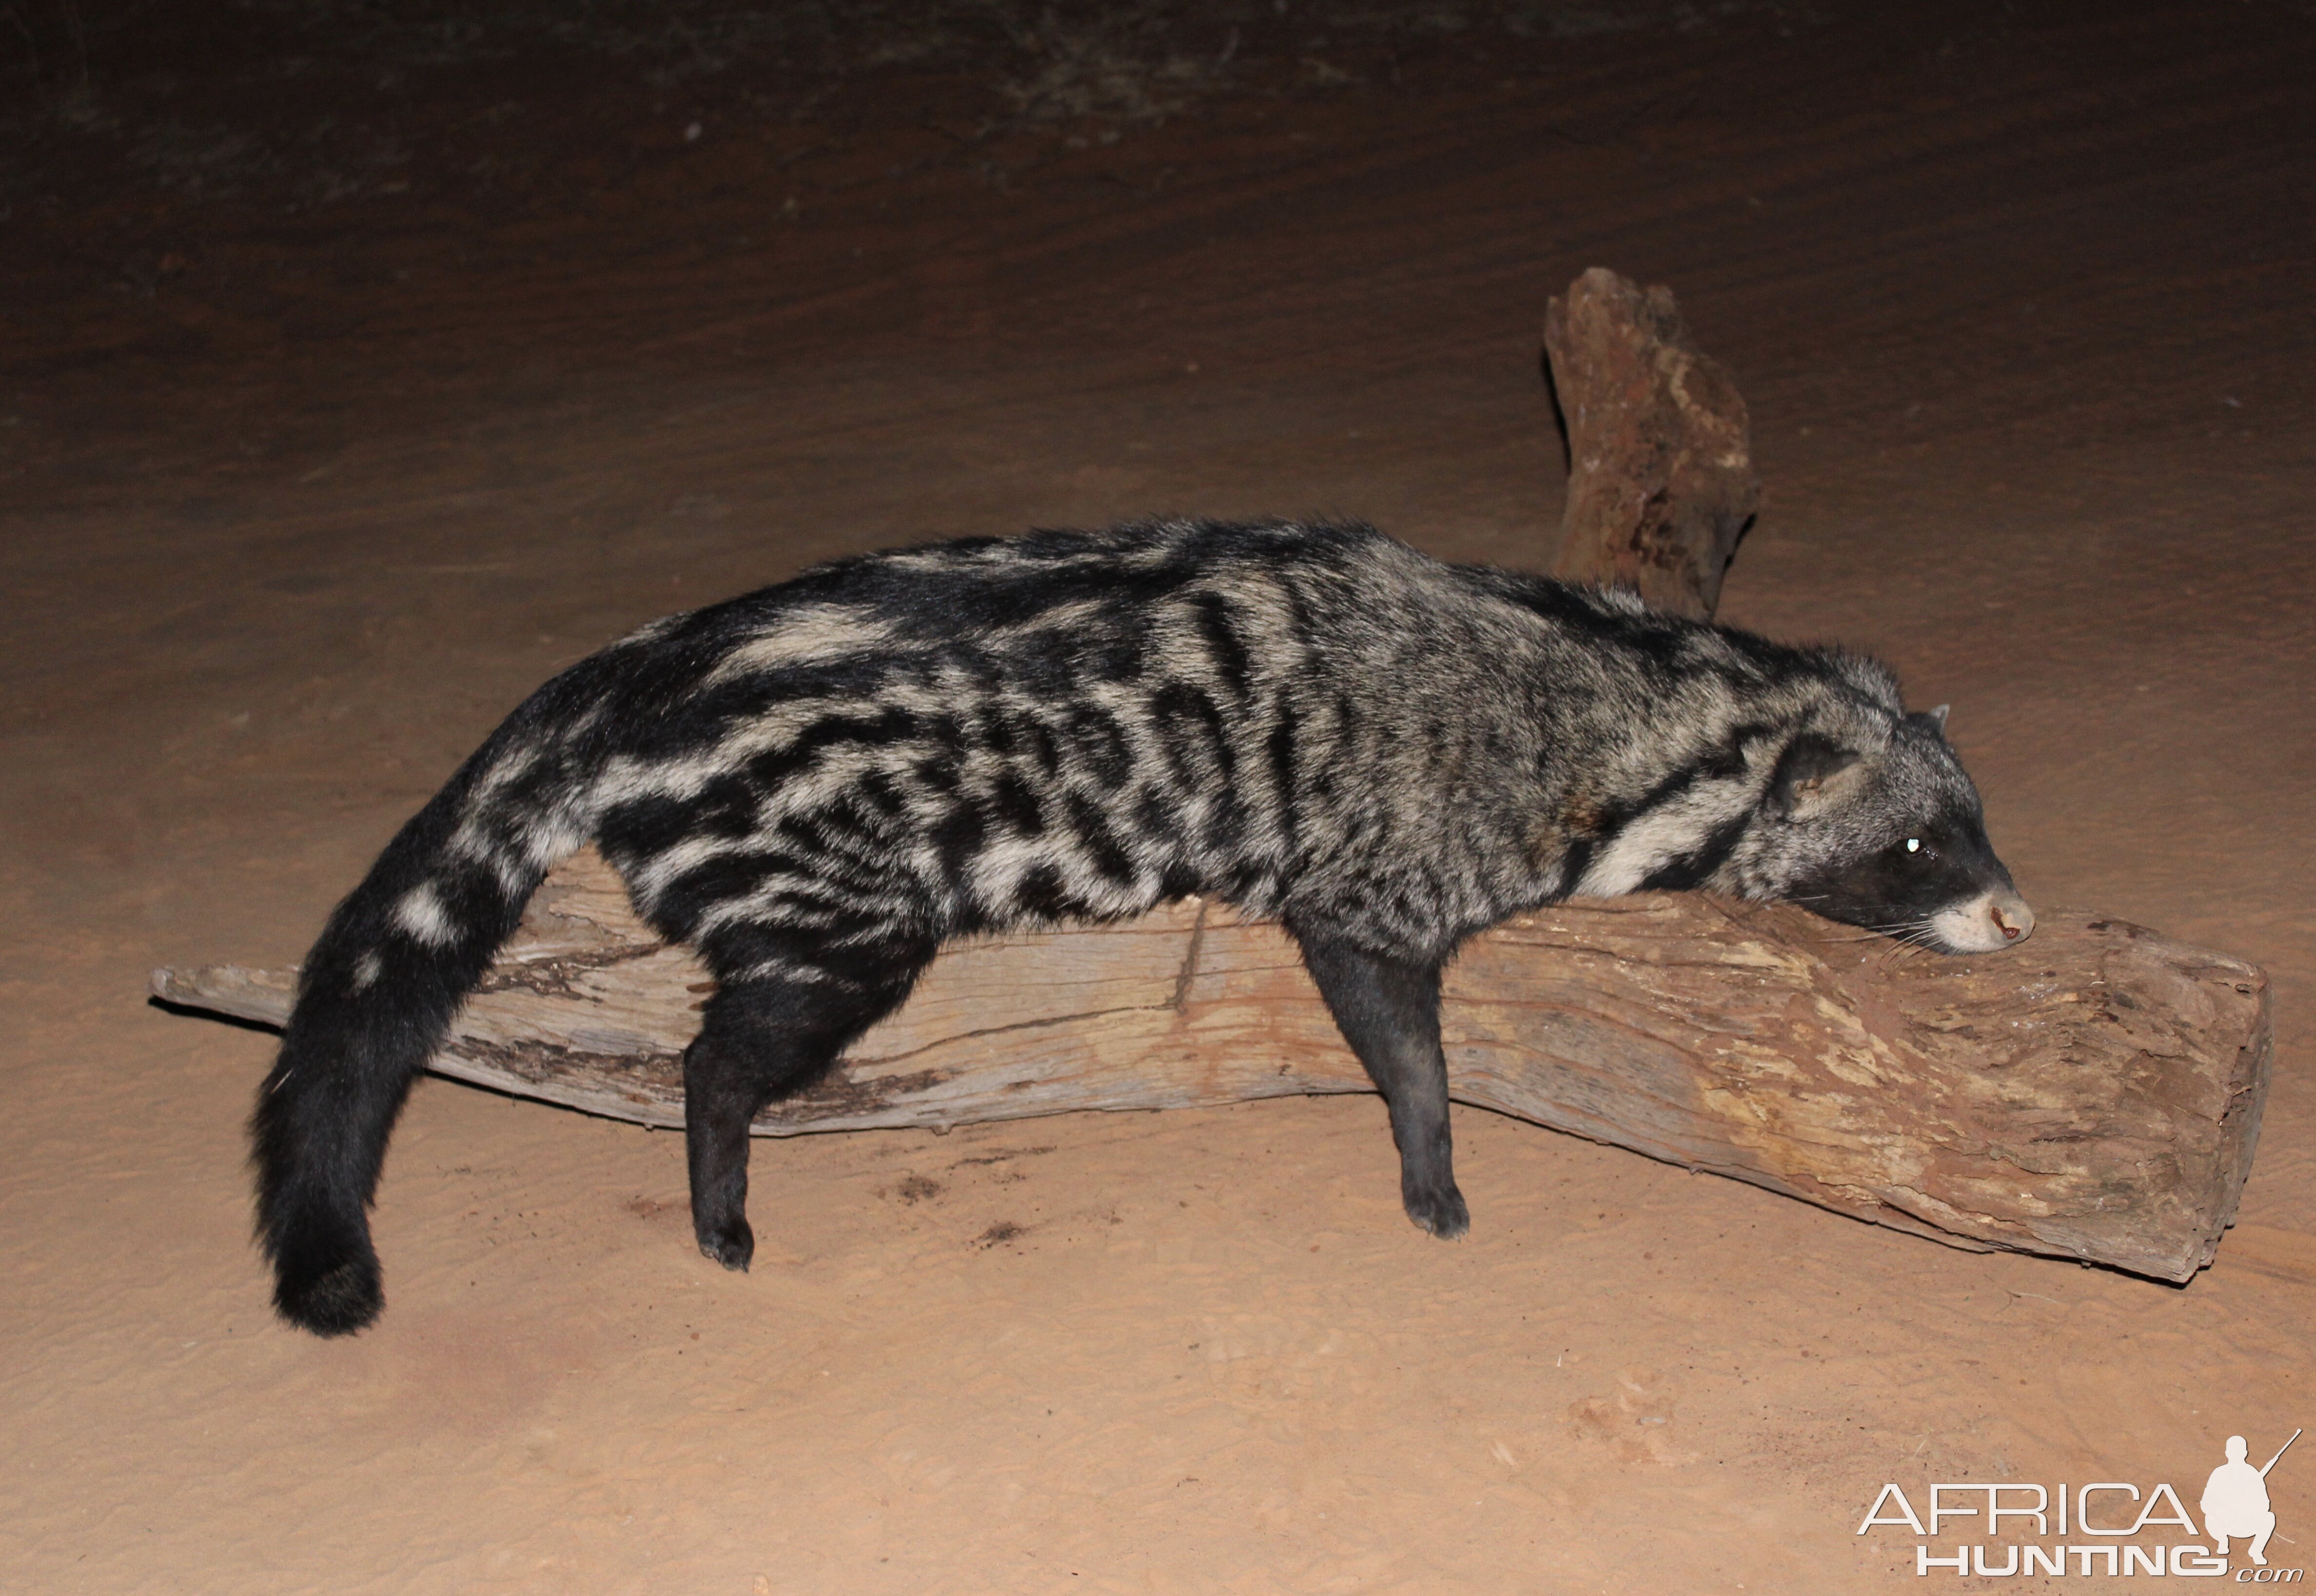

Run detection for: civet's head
[[1752, 701, 2033, 955]]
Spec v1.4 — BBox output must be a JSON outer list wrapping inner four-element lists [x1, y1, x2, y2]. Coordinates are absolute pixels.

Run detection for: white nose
[[1991, 894, 2034, 944]]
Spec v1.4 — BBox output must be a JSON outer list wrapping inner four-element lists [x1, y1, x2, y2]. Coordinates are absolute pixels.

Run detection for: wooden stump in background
[[1544, 266, 1760, 618], [155, 849, 2271, 1285]]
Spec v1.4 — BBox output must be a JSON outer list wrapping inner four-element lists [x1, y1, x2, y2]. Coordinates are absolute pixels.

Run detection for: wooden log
[[154, 848, 2271, 1284], [1544, 266, 1760, 618]]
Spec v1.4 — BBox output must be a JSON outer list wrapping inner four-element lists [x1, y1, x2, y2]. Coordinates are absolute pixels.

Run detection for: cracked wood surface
[[1543, 266, 1761, 619], [153, 848, 2271, 1282]]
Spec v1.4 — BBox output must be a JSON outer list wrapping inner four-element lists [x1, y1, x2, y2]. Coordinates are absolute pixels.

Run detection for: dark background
[[5, 3, 2314, 1589]]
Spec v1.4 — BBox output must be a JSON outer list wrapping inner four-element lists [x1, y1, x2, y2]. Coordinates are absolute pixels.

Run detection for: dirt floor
[[4, 1, 2314, 1590]]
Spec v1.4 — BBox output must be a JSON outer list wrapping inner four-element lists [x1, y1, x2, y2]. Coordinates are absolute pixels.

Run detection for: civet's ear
[[1906, 703, 1952, 738], [1767, 731, 1864, 820]]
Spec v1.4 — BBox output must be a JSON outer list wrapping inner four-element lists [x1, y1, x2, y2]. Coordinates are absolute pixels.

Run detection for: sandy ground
[[4, 2, 2315, 1590]]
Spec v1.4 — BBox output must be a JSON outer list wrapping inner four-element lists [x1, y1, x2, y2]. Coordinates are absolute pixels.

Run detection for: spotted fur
[[253, 518, 2030, 1335]]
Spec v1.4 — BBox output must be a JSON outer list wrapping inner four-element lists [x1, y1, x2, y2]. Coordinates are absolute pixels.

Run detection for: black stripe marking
[[1150, 680, 1235, 785], [1064, 791, 1140, 887], [989, 767, 1046, 837], [739, 707, 922, 792], [1636, 812, 1752, 893], [1192, 591, 1254, 704], [1066, 705, 1134, 790]]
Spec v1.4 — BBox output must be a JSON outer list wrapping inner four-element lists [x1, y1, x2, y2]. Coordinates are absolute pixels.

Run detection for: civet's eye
[[1904, 837, 1921, 854]]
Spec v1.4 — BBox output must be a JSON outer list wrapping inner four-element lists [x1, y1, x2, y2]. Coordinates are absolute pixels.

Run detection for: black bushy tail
[[251, 709, 600, 1336]]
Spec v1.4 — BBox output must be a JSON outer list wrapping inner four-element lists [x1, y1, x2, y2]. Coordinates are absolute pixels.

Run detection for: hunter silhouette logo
[[1856, 1428, 2303, 1578], [2206, 1430, 2297, 1567]]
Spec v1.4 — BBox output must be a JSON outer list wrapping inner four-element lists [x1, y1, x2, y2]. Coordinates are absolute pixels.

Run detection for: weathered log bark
[[1544, 266, 1760, 618], [155, 849, 2270, 1284]]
